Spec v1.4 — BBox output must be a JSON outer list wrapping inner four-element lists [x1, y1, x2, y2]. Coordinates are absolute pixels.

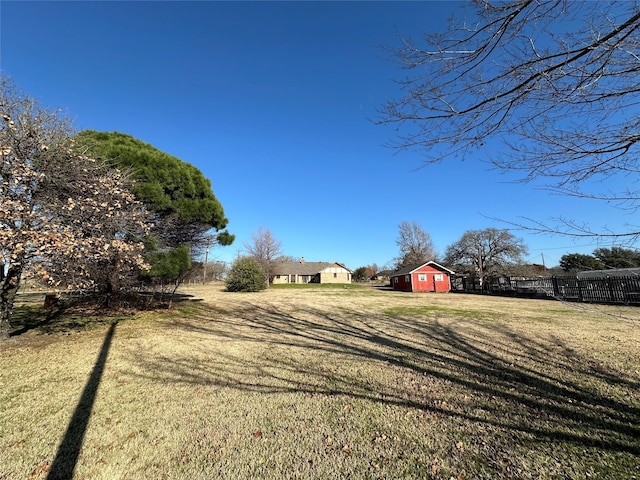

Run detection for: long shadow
[[46, 322, 117, 480], [151, 300, 640, 456]]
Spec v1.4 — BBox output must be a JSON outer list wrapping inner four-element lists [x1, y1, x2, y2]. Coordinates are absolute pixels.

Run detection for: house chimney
[[300, 257, 305, 264]]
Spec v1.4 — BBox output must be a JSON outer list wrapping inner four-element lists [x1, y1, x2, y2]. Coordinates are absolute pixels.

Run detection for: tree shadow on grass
[[9, 303, 118, 337], [8, 305, 56, 337], [8, 291, 199, 337], [46, 322, 118, 480], [126, 299, 640, 463]]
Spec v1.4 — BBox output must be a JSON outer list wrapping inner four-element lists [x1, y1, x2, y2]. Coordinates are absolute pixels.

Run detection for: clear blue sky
[[1, 1, 631, 269]]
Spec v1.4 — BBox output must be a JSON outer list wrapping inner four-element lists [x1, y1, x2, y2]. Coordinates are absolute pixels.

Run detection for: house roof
[[390, 261, 455, 277], [272, 261, 330, 276], [272, 261, 352, 275], [375, 269, 395, 277], [577, 267, 640, 278]]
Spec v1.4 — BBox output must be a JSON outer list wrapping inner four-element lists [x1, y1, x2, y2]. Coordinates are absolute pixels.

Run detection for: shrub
[[225, 257, 267, 292], [145, 245, 192, 284]]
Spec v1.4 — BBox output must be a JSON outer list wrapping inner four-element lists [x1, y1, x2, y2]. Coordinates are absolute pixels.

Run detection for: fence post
[[606, 276, 615, 302], [576, 276, 584, 302], [552, 276, 559, 298]]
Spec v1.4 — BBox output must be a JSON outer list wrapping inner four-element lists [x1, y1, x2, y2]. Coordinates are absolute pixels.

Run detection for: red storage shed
[[390, 261, 455, 293]]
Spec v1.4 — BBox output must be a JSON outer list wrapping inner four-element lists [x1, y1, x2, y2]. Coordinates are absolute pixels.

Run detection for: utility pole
[[203, 236, 212, 284]]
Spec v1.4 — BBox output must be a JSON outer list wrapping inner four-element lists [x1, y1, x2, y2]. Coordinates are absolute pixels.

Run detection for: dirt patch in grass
[[1, 285, 639, 479]]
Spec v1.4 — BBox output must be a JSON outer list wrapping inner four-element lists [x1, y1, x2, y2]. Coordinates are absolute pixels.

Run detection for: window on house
[[418, 274, 427, 282], [334, 273, 337, 278], [434, 274, 444, 281], [405, 275, 410, 282]]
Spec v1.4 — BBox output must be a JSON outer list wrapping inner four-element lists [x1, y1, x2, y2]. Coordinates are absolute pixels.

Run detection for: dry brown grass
[[1, 284, 639, 479]]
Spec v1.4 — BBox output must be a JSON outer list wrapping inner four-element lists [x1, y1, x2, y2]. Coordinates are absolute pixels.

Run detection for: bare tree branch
[[378, 1, 640, 239], [244, 227, 283, 285], [395, 221, 438, 269]]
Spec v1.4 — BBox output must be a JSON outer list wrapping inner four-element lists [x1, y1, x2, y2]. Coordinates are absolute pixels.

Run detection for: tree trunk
[[103, 253, 122, 308], [0, 265, 23, 339]]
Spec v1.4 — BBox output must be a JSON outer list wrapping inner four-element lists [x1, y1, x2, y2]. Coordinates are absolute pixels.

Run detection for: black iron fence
[[452, 274, 640, 305]]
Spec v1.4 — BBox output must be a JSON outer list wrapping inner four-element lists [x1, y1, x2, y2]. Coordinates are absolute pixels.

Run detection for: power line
[[528, 242, 637, 252]]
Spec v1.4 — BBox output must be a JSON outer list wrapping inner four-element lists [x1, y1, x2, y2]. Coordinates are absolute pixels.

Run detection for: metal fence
[[452, 274, 640, 305]]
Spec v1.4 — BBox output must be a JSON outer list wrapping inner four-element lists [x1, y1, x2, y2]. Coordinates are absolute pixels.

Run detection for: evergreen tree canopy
[[559, 253, 605, 273], [145, 245, 192, 283], [352, 266, 370, 283], [76, 130, 232, 246], [592, 247, 640, 269]]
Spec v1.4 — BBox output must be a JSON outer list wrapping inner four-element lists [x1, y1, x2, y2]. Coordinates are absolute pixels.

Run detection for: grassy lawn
[[1, 285, 639, 479]]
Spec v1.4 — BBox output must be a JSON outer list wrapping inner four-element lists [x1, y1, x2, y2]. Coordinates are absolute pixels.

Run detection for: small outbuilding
[[390, 261, 455, 293]]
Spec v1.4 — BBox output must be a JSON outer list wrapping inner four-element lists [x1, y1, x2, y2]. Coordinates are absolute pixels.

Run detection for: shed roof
[[390, 261, 455, 277]]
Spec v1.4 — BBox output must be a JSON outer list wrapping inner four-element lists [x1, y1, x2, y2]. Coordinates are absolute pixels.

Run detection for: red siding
[[392, 274, 413, 291], [391, 264, 451, 292]]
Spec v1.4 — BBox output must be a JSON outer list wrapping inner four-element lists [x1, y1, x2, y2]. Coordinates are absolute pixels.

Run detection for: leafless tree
[[395, 221, 437, 269], [366, 263, 379, 279], [274, 255, 298, 263], [204, 261, 227, 282], [244, 227, 283, 284], [444, 228, 528, 286], [378, 0, 640, 240]]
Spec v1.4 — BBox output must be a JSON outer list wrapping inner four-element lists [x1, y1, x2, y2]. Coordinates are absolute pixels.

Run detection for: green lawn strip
[[383, 305, 492, 321], [270, 283, 364, 290]]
